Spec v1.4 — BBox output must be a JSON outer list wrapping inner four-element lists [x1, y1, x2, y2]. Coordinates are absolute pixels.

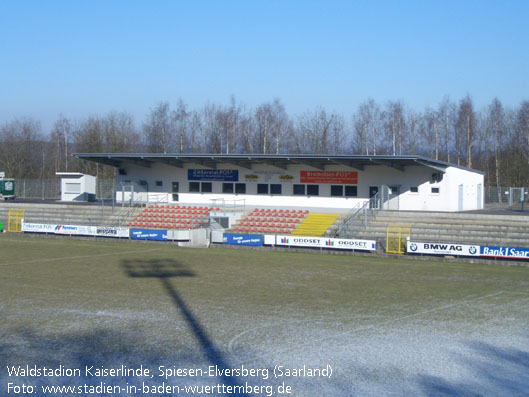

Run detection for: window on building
[[410, 186, 418, 193], [293, 184, 305, 195], [257, 184, 268, 194], [201, 182, 212, 193], [344, 186, 357, 197], [65, 183, 81, 194], [223, 183, 234, 193], [189, 182, 200, 192], [431, 187, 440, 194], [270, 184, 282, 195], [235, 183, 246, 194], [307, 185, 319, 196], [331, 185, 343, 197], [155, 180, 163, 187]]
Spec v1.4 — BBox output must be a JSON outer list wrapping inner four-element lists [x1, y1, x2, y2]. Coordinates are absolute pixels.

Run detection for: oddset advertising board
[[407, 241, 480, 256], [275, 236, 376, 251]]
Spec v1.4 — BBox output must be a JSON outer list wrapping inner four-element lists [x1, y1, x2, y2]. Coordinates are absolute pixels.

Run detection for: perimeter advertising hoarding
[[94, 227, 130, 238], [22, 222, 129, 238], [407, 241, 480, 256], [130, 228, 168, 241], [300, 171, 358, 184], [223, 233, 263, 246], [188, 169, 239, 181], [21, 222, 57, 233], [480, 245, 529, 259], [275, 236, 376, 251]]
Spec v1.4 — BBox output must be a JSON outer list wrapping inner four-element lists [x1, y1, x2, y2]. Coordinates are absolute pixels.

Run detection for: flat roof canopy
[[73, 153, 483, 174]]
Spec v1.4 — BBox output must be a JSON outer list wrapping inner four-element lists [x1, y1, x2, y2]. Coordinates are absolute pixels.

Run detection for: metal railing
[[333, 193, 379, 239], [209, 198, 246, 213]]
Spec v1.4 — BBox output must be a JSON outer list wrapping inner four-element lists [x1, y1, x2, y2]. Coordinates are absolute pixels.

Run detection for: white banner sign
[[94, 226, 129, 238], [22, 222, 57, 233], [323, 237, 376, 251], [275, 235, 376, 251], [22, 222, 129, 238], [407, 241, 480, 256]]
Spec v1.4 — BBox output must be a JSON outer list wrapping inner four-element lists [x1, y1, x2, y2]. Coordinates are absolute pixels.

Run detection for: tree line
[[1, 96, 528, 187]]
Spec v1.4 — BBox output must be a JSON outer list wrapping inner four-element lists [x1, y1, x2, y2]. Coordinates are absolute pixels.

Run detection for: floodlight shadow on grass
[[122, 258, 195, 278], [121, 258, 248, 395]]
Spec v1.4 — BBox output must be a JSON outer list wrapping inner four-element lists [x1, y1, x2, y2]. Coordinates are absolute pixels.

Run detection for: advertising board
[[188, 169, 239, 181], [223, 234, 263, 246], [300, 171, 358, 184], [480, 245, 529, 259], [54, 224, 93, 235], [276, 235, 375, 251], [130, 228, 167, 241], [94, 227, 130, 238], [22, 222, 130, 238], [21, 222, 57, 233], [322, 238, 376, 251], [407, 241, 480, 256]]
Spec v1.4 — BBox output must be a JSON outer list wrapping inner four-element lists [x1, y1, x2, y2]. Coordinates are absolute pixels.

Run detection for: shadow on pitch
[[121, 258, 248, 395], [416, 339, 529, 396]]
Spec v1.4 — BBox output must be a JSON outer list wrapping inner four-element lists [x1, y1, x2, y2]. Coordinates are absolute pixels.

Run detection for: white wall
[[115, 161, 484, 212], [60, 174, 96, 201]]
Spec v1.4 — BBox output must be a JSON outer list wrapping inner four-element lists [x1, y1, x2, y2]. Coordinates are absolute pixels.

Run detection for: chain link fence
[[14, 179, 115, 201], [10, 180, 529, 211], [484, 186, 529, 210]]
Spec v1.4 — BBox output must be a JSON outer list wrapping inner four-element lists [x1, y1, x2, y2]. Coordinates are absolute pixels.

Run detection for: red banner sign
[[300, 171, 358, 184]]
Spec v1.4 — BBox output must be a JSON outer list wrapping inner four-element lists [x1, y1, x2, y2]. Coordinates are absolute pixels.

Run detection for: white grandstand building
[[74, 154, 484, 212]]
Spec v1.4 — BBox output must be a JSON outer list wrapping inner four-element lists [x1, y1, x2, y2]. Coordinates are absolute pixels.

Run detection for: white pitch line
[[0, 248, 161, 267], [501, 290, 529, 295]]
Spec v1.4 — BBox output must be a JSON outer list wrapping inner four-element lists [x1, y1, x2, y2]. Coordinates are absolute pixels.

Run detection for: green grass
[[1, 235, 528, 395]]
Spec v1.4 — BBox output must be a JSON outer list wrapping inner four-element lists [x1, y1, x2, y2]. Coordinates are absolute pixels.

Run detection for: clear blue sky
[[1, 0, 528, 132]]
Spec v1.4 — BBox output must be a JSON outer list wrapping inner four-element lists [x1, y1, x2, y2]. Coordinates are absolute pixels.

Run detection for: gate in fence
[[386, 224, 411, 254]]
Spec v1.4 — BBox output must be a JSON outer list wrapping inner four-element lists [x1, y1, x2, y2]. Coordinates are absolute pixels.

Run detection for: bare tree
[[353, 102, 371, 154], [438, 97, 456, 162], [404, 109, 421, 155], [457, 95, 476, 167], [515, 100, 529, 160], [172, 99, 189, 153], [294, 107, 341, 154], [50, 115, 71, 172], [384, 101, 405, 155], [0, 118, 43, 178], [255, 103, 274, 154], [424, 107, 440, 159], [143, 102, 171, 153], [486, 98, 505, 196]]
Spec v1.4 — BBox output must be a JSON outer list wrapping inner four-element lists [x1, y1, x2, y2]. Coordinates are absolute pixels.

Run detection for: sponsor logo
[[279, 175, 294, 181], [55, 225, 77, 232], [325, 240, 334, 246], [96, 227, 117, 235], [424, 243, 463, 251], [469, 246, 477, 255], [281, 237, 289, 244], [409, 243, 418, 252], [244, 174, 259, 180], [292, 238, 320, 244]]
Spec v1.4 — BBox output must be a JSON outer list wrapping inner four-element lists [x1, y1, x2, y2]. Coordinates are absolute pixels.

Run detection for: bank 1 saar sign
[[300, 171, 358, 184]]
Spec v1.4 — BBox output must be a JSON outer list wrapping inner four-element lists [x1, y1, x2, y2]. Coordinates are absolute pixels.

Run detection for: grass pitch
[[1, 235, 528, 396]]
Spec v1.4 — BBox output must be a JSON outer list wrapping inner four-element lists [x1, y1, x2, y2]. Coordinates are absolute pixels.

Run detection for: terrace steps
[[344, 210, 529, 249], [291, 213, 340, 237]]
